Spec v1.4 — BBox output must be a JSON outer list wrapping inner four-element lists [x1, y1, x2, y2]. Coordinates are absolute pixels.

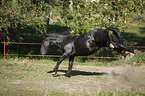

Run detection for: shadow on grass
[[122, 32, 145, 46], [122, 26, 145, 52], [139, 27, 145, 34], [47, 70, 108, 77]]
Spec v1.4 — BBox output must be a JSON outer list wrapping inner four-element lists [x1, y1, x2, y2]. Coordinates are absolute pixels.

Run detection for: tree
[[0, 0, 51, 42], [0, 0, 144, 42]]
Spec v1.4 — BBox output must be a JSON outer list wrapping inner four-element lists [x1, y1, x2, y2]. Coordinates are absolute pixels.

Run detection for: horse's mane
[[105, 27, 124, 44]]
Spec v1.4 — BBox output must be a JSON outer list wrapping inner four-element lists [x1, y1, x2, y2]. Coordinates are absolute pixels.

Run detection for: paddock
[[0, 58, 145, 96]]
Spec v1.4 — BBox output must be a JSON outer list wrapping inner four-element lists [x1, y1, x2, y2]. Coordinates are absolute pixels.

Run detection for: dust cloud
[[108, 65, 145, 91]]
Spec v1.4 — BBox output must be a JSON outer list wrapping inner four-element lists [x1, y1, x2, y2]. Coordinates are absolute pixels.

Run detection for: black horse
[[40, 27, 134, 77]]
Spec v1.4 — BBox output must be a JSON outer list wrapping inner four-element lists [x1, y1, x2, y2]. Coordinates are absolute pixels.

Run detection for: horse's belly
[[75, 46, 99, 56], [74, 38, 99, 56]]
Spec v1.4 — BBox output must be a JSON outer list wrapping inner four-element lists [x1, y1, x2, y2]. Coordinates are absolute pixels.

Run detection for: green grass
[[0, 52, 145, 96], [124, 20, 145, 47]]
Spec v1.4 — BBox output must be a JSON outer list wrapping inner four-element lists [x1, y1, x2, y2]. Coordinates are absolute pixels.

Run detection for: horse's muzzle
[[40, 47, 47, 55]]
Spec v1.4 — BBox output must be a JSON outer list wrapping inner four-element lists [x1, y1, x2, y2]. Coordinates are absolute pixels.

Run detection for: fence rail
[[0, 54, 119, 59], [0, 42, 145, 59], [0, 42, 41, 45]]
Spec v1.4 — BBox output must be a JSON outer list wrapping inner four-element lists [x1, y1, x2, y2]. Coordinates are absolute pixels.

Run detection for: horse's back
[[45, 33, 71, 38], [89, 28, 105, 33]]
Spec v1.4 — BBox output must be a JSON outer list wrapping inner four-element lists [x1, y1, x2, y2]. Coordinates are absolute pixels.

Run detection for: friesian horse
[[40, 27, 134, 77]]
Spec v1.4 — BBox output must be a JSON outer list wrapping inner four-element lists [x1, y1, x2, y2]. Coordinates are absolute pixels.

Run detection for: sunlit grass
[[0, 54, 145, 96]]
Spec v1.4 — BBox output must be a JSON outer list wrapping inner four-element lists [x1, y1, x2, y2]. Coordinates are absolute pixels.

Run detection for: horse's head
[[40, 37, 51, 55], [107, 27, 134, 53], [40, 33, 66, 55], [109, 42, 134, 53]]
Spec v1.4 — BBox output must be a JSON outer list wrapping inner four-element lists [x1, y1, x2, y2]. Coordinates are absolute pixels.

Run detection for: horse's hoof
[[65, 74, 71, 77], [52, 73, 58, 77]]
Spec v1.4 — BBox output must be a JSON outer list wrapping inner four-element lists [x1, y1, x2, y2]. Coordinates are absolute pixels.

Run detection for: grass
[[0, 52, 145, 96], [124, 19, 145, 47]]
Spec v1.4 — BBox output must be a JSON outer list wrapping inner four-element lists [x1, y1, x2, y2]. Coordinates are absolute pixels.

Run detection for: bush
[[1, 0, 144, 42]]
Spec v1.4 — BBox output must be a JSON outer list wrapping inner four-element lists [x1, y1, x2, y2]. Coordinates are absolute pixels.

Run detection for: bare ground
[[50, 65, 145, 94]]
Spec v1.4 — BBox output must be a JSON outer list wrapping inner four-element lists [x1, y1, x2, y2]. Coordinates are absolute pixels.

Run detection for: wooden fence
[[0, 42, 145, 59]]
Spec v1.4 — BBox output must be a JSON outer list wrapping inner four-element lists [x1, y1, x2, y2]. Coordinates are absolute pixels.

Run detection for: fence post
[[4, 41, 5, 59], [17, 44, 18, 58]]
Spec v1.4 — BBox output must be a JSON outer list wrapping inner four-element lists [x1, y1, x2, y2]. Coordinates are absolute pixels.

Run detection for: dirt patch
[[47, 65, 145, 94], [109, 66, 145, 86], [105, 65, 145, 92]]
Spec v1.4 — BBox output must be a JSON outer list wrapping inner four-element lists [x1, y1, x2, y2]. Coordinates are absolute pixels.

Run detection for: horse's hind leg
[[53, 52, 69, 76], [65, 56, 74, 77]]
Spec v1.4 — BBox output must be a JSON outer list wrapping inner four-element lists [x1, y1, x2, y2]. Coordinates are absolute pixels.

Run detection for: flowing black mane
[[40, 27, 134, 77]]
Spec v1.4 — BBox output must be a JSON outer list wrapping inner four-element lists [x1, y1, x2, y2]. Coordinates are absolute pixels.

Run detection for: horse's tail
[[105, 27, 124, 46], [41, 33, 74, 55], [40, 34, 55, 55]]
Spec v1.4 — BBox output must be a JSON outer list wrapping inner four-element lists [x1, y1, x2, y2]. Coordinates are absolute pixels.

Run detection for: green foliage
[[59, 0, 145, 34], [0, 0, 144, 42], [0, 0, 51, 42]]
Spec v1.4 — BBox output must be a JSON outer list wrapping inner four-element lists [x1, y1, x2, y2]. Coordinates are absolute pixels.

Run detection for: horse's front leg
[[53, 52, 69, 76], [119, 44, 134, 53], [124, 47, 134, 53], [65, 56, 75, 77]]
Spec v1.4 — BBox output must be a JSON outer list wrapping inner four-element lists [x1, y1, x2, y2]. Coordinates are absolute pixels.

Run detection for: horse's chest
[[86, 40, 98, 51], [74, 38, 98, 56], [87, 40, 96, 47]]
